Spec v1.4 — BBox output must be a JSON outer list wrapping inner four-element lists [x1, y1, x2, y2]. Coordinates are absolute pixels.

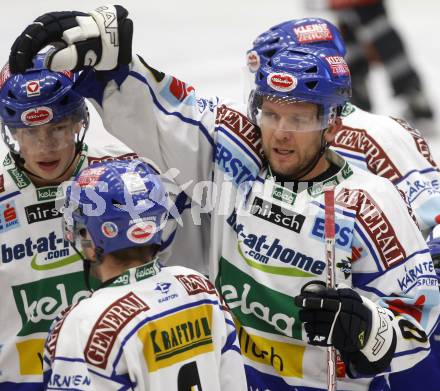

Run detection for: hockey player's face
[[260, 100, 332, 179], [15, 119, 81, 181]]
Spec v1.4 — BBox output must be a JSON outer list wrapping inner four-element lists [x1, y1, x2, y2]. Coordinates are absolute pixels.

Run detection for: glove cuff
[[341, 297, 397, 376], [89, 5, 120, 70], [360, 297, 395, 361]]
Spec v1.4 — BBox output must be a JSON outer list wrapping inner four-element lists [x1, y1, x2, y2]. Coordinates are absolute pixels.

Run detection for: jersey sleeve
[[386, 118, 440, 232], [43, 305, 135, 391], [347, 178, 440, 374], [75, 55, 226, 197]]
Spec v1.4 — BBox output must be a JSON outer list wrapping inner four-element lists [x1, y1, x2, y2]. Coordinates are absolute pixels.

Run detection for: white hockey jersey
[[74, 57, 440, 390], [43, 259, 247, 390], [0, 141, 138, 390], [333, 103, 440, 234]]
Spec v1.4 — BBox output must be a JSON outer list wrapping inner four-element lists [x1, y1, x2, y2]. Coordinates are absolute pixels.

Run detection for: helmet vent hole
[[264, 49, 277, 59], [7, 91, 17, 99], [54, 80, 62, 91], [5, 107, 15, 116], [60, 95, 69, 106], [305, 66, 318, 74], [305, 81, 318, 90]]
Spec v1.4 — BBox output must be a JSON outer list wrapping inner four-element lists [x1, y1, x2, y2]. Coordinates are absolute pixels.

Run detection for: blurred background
[[1, 0, 439, 161]]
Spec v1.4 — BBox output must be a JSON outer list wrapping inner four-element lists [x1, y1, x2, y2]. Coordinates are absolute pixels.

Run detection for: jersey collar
[[106, 258, 163, 288]]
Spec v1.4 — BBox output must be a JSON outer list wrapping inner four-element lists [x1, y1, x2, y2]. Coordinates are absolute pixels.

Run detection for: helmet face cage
[[0, 55, 89, 156], [247, 46, 350, 130], [62, 204, 92, 251], [62, 160, 171, 256]]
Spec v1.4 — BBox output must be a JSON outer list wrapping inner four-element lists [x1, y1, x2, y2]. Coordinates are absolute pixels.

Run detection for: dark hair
[[109, 244, 160, 264]]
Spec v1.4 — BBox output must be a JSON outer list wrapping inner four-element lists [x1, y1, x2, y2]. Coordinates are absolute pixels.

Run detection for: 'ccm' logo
[[251, 197, 305, 233], [25, 201, 61, 224]]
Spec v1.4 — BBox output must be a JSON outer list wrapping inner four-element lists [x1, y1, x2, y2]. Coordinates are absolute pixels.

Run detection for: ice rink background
[[1, 0, 439, 161]]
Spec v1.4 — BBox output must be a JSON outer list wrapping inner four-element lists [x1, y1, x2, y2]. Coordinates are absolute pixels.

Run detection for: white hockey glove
[[295, 281, 397, 375], [10, 5, 132, 73]]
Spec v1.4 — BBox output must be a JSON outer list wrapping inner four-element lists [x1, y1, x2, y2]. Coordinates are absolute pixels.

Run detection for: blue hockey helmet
[[248, 46, 351, 131], [0, 53, 88, 154], [63, 159, 170, 256], [246, 18, 346, 73]]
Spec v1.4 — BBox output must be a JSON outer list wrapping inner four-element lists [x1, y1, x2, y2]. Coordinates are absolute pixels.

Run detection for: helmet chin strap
[[70, 242, 104, 293], [269, 129, 330, 181]]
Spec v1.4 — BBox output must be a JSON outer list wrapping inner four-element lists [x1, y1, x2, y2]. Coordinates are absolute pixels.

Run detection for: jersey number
[[177, 361, 202, 390]]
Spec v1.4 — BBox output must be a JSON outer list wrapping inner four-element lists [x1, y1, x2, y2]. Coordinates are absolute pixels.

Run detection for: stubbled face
[[260, 99, 337, 179], [14, 118, 81, 182]]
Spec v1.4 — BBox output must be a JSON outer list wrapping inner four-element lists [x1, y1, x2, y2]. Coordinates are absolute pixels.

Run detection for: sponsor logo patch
[[336, 188, 406, 268], [2, 230, 80, 270], [85, 292, 149, 369], [247, 50, 260, 72], [101, 221, 118, 238], [227, 209, 325, 276], [267, 72, 297, 92], [77, 166, 107, 187], [16, 339, 45, 375], [250, 196, 305, 233], [138, 304, 213, 372], [87, 152, 138, 166], [0, 200, 20, 233], [216, 105, 263, 158], [7, 166, 31, 189], [169, 77, 195, 102], [21, 106, 53, 126], [325, 56, 350, 76], [219, 258, 302, 338], [25, 201, 62, 224], [154, 282, 178, 303], [214, 141, 256, 186], [127, 222, 156, 244], [46, 304, 78, 361], [332, 126, 402, 181], [310, 215, 353, 250], [0, 63, 11, 90], [393, 117, 438, 169], [47, 373, 91, 388], [237, 324, 304, 378], [36, 186, 64, 201], [175, 274, 216, 296], [396, 261, 437, 293], [12, 272, 90, 336], [26, 80, 41, 97], [293, 23, 333, 43]]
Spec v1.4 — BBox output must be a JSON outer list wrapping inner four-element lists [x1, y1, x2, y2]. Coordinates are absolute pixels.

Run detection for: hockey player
[[0, 55, 140, 390], [43, 158, 247, 390], [246, 18, 440, 390], [246, 17, 440, 236], [9, 6, 440, 390]]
